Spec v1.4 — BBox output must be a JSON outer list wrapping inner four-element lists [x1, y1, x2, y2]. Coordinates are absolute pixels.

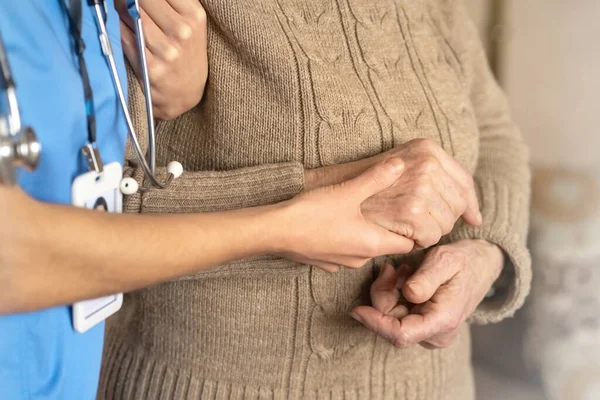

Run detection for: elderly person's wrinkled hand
[[351, 239, 504, 348], [305, 139, 482, 249], [116, 0, 208, 120]]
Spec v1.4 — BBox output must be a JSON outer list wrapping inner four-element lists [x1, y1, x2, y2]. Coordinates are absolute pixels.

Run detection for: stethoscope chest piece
[[0, 25, 41, 186], [0, 118, 41, 185]]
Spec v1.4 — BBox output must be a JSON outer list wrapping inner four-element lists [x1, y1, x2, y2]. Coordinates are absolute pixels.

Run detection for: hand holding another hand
[[306, 139, 482, 249], [276, 158, 414, 272]]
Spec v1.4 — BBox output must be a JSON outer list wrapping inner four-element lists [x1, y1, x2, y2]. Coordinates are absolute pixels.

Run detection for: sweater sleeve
[[441, 4, 532, 325], [122, 65, 305, 215]]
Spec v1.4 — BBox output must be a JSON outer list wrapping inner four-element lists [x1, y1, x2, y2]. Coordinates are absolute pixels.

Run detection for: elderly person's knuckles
[[396, 195, 428, 222], [411, 176, 438, 200], [450, 190, 470, 217], [419, 225, 443, 248], [437, 214, 457, 236], [427, 246, 469, 271], [397, 210, 442, 245]]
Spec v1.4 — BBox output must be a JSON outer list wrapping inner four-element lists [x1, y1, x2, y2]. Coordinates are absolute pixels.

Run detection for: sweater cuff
[[122, 162, 305, 215], [441, 178, 532, 325]]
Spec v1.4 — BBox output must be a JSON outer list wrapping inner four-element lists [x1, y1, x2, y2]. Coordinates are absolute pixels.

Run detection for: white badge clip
[[71, 144, 123, 333]]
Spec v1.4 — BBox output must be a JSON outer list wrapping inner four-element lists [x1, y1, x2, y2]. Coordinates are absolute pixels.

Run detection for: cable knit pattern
[[99, 1, 530, 399]]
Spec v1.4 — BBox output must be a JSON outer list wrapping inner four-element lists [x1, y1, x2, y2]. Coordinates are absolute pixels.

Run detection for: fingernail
[[407, 280, 421, 296], [379, 263, 393, 277], [351, 312, 364, 324], [384, 157, 404, 174]]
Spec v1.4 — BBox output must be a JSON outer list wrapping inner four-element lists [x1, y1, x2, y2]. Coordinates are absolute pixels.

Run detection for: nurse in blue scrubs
[[0, 1, 128, 398]]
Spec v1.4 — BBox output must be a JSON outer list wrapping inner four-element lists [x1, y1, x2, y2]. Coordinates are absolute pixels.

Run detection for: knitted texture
[[100, 1, 531, 399]]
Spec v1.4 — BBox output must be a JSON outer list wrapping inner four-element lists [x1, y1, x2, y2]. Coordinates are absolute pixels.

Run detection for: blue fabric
[[0, 1, 127, 399]]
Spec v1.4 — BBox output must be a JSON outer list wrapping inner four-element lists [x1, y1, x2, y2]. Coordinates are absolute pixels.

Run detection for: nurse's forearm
[[0, 159, 412, 314], [0, 186, 281, 313]]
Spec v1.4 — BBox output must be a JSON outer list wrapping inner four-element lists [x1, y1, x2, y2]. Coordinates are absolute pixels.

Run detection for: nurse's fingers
[[138, 8, 177, 62], [167, 0, 204, 16], [142, 1, 193, 42], [115, 1, 176, 63]]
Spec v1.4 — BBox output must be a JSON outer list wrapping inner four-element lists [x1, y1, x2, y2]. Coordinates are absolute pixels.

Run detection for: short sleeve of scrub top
[[0, 1, 127, 399]]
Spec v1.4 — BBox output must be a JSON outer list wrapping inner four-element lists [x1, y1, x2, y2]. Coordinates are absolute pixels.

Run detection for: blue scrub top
[[0, 1, 127, 398]]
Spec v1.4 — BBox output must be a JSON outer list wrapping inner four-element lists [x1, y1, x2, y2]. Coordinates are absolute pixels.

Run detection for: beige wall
[[502, 0, 600, 169], [466, 0, 600, 169]]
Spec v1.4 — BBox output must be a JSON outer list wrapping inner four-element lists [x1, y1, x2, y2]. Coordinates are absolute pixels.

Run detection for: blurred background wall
[[463, 1, 600, 399]]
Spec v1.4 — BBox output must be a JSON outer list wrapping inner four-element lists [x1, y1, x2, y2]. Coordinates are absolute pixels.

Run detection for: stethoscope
[[89, 0, 183, 194], [0, 0, 183, 192], [0, 27, 41, 186]]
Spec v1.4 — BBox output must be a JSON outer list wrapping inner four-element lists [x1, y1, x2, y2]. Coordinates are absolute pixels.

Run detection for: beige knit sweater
[[99, 1, 531, 399]]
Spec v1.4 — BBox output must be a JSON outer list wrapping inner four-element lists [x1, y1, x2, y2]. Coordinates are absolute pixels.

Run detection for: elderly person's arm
[[352, 3, 531, 348], [440, 8, 532, 324]]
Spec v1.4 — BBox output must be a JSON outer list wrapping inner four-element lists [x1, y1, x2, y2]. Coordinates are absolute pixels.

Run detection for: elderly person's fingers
[[400, 284, 466, 347], [351, 306, 408, 345], [402, 247, 462, 305], [414, 139, 481, 226], [353, 283, 465, 348], [371, 264, 411, 315], [421, 187, 458, 237]]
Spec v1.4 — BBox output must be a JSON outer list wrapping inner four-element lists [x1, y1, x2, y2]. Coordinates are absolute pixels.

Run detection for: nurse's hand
[[275, 158, 414, 272], [116, 0, 208, 120]]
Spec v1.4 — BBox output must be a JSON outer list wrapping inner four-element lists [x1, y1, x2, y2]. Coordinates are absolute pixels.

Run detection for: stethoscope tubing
[[92, 0, 174, 189]]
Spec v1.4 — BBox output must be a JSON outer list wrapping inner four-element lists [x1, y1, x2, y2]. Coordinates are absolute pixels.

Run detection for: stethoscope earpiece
[[166, 161, 183, 179], [119, 161, 182, 196], [119, 177, 138, 195]]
